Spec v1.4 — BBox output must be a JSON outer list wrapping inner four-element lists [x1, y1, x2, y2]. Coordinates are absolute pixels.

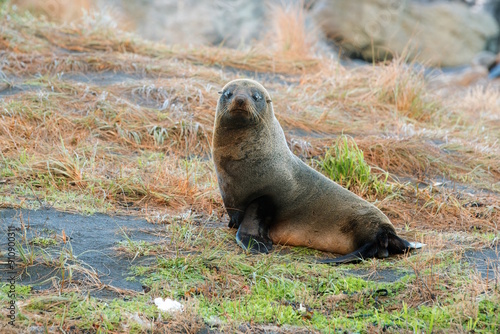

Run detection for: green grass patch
[[30, 236, 58, 248], [317, 135, 393, 198]]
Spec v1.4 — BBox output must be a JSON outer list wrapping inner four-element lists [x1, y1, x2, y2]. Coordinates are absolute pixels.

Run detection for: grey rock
[[313, 0, 500, 66]]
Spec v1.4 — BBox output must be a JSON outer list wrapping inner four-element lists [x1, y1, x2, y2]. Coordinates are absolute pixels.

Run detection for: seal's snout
[[234, 95, 247, 108], [229, 94, 250, 113]]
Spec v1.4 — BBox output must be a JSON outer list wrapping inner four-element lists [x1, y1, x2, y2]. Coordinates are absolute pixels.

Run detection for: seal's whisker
[[216, 105, 229, 121], [249, 105, 260, 122]]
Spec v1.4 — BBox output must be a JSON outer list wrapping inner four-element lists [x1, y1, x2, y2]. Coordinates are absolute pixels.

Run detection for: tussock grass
[[0, 4, 499, 332], [358, 137, 500, 191], [0, 6, 319, 76], [268, 0, 317, 60], [375, 58, 437, 122]]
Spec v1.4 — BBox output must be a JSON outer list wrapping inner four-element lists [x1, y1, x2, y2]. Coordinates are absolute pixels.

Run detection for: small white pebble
[[154, 297, 184, 313]]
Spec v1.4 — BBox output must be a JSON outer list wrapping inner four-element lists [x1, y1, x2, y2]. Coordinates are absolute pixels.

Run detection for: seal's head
[[216, 79, 273, 129]]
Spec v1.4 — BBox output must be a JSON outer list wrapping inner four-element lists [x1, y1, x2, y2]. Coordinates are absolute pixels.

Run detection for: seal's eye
[[223, 90, 233, 99], [252, 92, 262, 101]]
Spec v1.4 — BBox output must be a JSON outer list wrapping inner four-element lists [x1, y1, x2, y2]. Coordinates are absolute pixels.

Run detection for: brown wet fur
[[212, 79, 413, 259], [269, 222, 355, 255]]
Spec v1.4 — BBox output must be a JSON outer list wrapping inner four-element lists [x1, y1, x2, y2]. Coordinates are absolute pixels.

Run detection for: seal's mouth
[[229, 108, 249, 114]]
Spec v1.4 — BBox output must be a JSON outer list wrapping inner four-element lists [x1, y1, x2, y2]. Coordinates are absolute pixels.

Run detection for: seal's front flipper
[[235, 196, 274, 254], [227, 210, 244, 229], [236, 229, 273, 254]]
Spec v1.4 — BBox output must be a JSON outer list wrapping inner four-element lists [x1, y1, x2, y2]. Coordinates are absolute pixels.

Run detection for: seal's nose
[[234, 95, 246, 108]]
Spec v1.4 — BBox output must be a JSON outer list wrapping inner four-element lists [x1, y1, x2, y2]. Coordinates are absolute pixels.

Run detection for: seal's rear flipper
[[317, 243, 377, 264], [387, 234, 425, 253], [317, 242, 376, 265], [408, 241, 425, 249], [319, 232, 424, 265]]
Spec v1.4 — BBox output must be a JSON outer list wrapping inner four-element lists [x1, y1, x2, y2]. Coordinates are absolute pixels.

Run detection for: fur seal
[[212, 79, 421, 264]]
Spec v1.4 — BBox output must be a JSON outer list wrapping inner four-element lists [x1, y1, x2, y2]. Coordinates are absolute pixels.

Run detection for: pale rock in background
[[312, 0, 499, 67]]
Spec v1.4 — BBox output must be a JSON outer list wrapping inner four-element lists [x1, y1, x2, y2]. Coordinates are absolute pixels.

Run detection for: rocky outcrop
[[312, 0, 500, 67]]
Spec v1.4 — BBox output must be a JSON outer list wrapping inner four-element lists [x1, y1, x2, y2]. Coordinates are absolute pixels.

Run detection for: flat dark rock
[[464, 245, 500, 280], [0, 208, 164, 298]]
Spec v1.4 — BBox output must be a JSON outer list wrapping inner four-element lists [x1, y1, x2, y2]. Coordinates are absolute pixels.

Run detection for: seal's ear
[[218, 91, 223, 95], [266, 99, 272, 103]]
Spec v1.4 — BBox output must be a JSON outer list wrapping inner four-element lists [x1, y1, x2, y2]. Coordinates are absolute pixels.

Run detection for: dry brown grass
[[380, 187, 500, 232], [1, 7, 498, 228], [0, 11, 319, 77], [267, 0, 317, 60], [0, 2, 497, 248]]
